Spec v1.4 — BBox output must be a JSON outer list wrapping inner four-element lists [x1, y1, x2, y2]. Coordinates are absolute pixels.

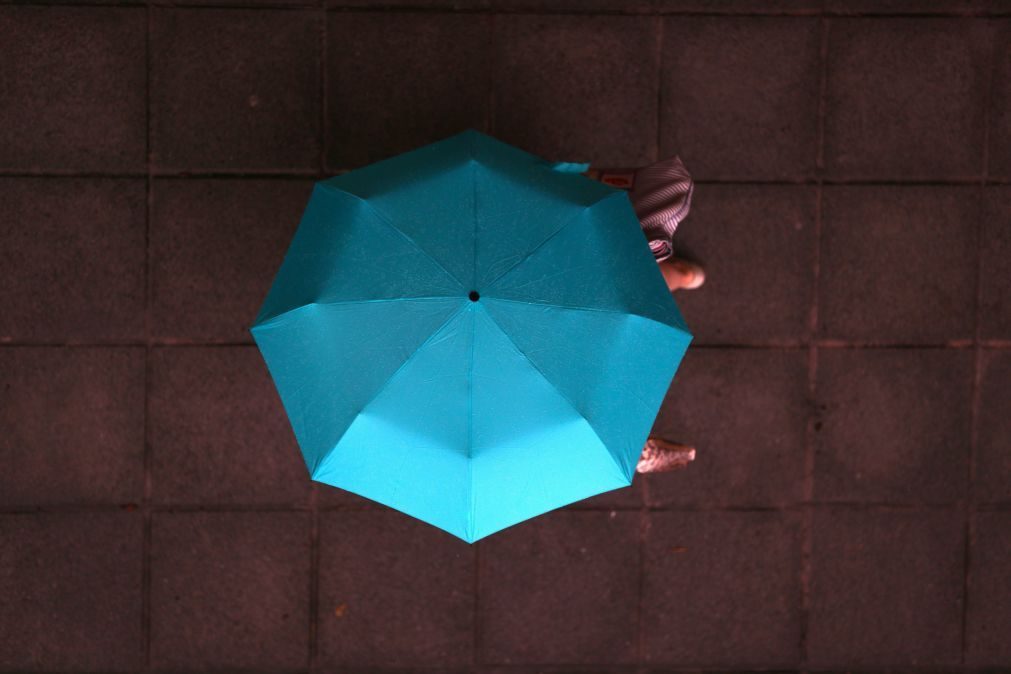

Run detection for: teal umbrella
[[252, 130, 691, 542]]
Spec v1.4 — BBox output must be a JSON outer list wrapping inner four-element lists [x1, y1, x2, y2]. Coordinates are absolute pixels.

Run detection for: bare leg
[[638, 261, 703, 472], [658, 258, 705, 292]]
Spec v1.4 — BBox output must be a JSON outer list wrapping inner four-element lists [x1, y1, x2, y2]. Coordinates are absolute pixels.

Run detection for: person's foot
[[659, 258, 705, 292], [636, 437, 696, 473]]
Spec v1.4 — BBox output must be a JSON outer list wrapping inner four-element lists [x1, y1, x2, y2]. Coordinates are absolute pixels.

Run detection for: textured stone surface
[[327, 12, 491, 169], [480, 511, 640, 665], [0, 513, 143, 671], [0, 348, 144, 506], [977, 350, 1011, 503], [642, 511, 802, 667], [980, 187, 1011, 339], [149, 346, 309, 505], [823, 18, 990, 179], [649, 348, 808, 507], [814, 348, 973, 504], [151, 8, 320, 171], [0, 179, 146, 342], [818, 186, 978, 343], [493, 15, 658, 167], [660, 17, 820, 180], [149, 512, 311, 670], [317, 510, 475, 667], [807, 509, 965, 667], [671, 185, 817, 343], [0, 7, 146, 171], [989, 20, 1011, 178], [966, 512, 1011, 666], [151, 178, 312, 342]]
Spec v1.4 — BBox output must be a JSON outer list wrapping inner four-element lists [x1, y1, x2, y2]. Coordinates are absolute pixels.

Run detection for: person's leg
[[658, 258, 705, 292], [638, 259, 703, 473], [636, 436, 696, 473]]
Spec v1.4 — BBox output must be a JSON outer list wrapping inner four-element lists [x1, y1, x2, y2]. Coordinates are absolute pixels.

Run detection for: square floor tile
[[649, 348, 808, 508], [672, 185, 817, 343], [0, 348, 144, 506], [493, 15, 658, 167], [326, 12, 491, 169], [0, 178, 146, 342], [0, 7, 145, 171], [807, 508, 964, 667], [977, 350, 1011, 503], [967, 511, 1011, 666], [480, 510, 639, 665], [149, 347, 309, 505], [151, 8, 320, 171], [823, 18, 990, 179], [660, 17, 820, 180], [814, 348, 972, 504], [818, 186, 978, 343], [989, 20, 1011, 178], [151, 178, 312, 342], [981, 187, 1011, 339], [642, 511, 802, 667], [318, 510, 474, 667], [150, 511, 310, 670], [0, 513, 143, 671]]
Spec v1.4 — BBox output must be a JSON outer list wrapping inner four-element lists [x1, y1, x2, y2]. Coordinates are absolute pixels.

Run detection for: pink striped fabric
[[591, 157, 694, 262], [628, 156, 694, 262]]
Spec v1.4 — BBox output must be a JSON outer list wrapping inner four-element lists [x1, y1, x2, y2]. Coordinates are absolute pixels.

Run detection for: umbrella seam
[[252, 296, 461, 330], [470, 130, 480, 293], [309, 301, 470, 481], [468, 135, 478, 542], [479, 307, 632, 485], [486, 295, 691, 335], [482, 190, 627, 292], [317, 181, 468, 292], [467, 308, 477, 542]]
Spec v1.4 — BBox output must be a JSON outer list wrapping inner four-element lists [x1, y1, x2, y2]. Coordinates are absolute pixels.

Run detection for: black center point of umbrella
[[469, 290, 480, 302]]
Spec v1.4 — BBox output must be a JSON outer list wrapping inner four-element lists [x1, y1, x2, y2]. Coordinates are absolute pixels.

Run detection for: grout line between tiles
[[308, 487, 320, 669], [960, 14, 997, 666], [4, 169, 1010, 186], [473, 540, 483, 668], [635, 484, 650, 667], [799, 14, 829, 668], [309, 2, 325, 664], [141, 1, 154, 669], [3, 501, 992, 517], [637, 12, 664, 666], [318, 0, 327, 177], [7, 1, 1000, 17], [7, 339, 1011, 349]]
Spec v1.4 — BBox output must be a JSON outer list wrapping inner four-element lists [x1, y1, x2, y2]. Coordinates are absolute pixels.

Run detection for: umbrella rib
[[482, 309, 631, 483], [482, 190, 625, 292], [253, 296, 465, 329], [311, 301, 470, 477], [318, 182, 467, 292], [470, 130, 479, 292], [486, 296, 690, 334]]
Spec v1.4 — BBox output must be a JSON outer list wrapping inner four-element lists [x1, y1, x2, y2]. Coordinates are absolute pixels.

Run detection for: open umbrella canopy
[[251, 130, 691, 542]]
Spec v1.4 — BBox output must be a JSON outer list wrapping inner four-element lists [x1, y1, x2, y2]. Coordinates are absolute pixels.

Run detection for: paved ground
[[1, 0, 1009, 671]]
